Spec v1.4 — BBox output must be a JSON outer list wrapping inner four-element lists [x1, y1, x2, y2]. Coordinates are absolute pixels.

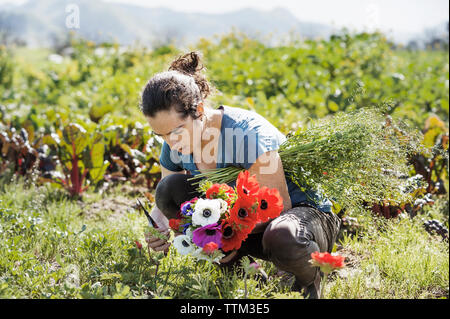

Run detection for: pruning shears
[[136, 198, 159, 228]]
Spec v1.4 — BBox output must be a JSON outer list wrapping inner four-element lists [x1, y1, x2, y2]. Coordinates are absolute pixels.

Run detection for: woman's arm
[[247, 150, 292, 233], [145, 165, 186, 251]]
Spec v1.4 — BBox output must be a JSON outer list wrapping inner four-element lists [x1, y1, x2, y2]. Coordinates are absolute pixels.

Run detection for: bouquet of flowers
[[169, 170, 283, 263]]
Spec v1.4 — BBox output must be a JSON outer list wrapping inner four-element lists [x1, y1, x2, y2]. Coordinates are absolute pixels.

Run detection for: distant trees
[[407, 21, 449, 51]]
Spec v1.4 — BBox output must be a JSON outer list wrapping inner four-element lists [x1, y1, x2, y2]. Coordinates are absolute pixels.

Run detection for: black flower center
[[182, 240, 190, 247], [243, 188, 248, 195], [202, 209, 212, 218], [238, 208, 248, 218], [205, 229, 216, 236], [223, 225, 234, 239], [260, 199, 268, 210]]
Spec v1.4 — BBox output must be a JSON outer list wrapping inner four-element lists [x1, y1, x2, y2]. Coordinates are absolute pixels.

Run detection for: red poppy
[[134, 240, 142, 250], [206, 183, 236, 205], [256, 186, 284, 222], [202, 242, 219, 255], [229, 198, 258, 232], [220, 218, 249, 252], [310, 251, 345, 274], [236, 171, 260, 205], [169, 218, 182, 232]]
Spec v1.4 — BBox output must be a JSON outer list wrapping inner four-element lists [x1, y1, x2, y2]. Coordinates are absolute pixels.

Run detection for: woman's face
[[146, 107, 203, 155]]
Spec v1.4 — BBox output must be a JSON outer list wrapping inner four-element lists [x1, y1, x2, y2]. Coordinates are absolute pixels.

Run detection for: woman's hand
[[144, 227, 171, 253], [143, 205, 171, 253], [219, 250, 238, 264]]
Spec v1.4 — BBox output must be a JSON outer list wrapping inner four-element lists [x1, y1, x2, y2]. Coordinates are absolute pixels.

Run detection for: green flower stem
[[244, 273, 248, 299], [320, 272, 329, 299], [188, 108, 429, 215]]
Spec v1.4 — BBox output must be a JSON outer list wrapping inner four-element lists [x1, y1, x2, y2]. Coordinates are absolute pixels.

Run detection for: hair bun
[[168, 51, 213, 100], [168, 51, 204, 76]]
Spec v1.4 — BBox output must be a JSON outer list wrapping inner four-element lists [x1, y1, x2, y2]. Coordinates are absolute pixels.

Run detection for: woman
[[139, 51, 341, 299]]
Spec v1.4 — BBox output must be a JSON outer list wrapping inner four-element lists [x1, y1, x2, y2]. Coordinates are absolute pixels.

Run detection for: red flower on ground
[[310, 251, 345, 274], [202, 242, 219, 255], [169, 218, 182, 232], [236, 171, 260, 206], [310, 251, 345, 299], [256, 186, 284, 222], [220, 218, 249, 252], [229, 198, 258, 233], [134, 240, 142, 250]]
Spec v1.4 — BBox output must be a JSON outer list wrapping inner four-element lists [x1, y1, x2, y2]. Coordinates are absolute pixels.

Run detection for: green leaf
[[62, 123, 88, 157], [328, 100, 339, 112]]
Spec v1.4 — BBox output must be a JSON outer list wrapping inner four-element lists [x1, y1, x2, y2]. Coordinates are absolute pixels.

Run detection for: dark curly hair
[[140, 51, 215, 119]]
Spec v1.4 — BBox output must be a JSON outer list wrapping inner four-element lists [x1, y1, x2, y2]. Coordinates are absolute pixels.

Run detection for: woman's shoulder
[[220, 104, 281, 134], [217, 105, 286, 169]]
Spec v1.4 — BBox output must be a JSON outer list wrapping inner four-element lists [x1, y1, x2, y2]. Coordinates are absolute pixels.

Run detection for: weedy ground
[[0, 175, 448, 299]]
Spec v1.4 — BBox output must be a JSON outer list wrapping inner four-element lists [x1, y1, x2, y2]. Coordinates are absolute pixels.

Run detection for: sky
[[1, 0, 448, 35], [108, 0, 448, 34]]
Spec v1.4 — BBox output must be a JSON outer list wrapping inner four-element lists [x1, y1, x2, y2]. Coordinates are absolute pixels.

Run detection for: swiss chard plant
[[101, 120, 161, 190], [42, 123, 110, 198], [0, 127, 40, 177]]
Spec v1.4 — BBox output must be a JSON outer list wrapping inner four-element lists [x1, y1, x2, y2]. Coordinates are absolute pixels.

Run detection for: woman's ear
[[196, 102, 205, 119], [197, 102, 204, 114]]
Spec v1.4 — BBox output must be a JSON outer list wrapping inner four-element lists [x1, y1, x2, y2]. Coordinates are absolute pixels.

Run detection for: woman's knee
[[262, 217, 318, 266], [155, 174, 182, 219], [262, 219, 320, 288]]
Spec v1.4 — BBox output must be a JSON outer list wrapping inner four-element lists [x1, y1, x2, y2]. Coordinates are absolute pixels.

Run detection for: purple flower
[[181, 222, 191, 234], [192, 223, 222, 248], [180, 198, 197, 216]]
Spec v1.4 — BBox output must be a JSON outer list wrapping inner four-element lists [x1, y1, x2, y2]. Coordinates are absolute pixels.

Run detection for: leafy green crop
[[0, 29, 448, 298], [0, 30, 448, 203]]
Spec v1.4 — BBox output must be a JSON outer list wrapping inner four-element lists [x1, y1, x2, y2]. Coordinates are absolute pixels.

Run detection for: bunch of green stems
[[189, 108, 429, 214]]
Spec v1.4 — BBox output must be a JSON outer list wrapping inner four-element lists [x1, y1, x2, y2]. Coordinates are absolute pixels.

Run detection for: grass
[[329, 213, 449, 298], [0, 175, 448, 299]]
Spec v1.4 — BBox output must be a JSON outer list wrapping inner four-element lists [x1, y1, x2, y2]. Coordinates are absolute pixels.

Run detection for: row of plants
[[2, 32, 448, 133], [0, 107, 162, 198], [0, 31, 448, 213], [0, 30, 448, 299]]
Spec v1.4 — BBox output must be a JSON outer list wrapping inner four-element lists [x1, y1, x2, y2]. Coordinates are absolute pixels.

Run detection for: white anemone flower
[[192, 198, 222, 227], [217, 199, 228, 214], [185, 227, 193, 239], [173, 235, 195, 255]]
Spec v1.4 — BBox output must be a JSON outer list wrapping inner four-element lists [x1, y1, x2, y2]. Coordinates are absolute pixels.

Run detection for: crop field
[[0, 31, 448, 299]]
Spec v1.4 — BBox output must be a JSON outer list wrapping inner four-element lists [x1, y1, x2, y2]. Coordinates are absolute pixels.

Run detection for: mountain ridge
[[0, 0, 333, 47]]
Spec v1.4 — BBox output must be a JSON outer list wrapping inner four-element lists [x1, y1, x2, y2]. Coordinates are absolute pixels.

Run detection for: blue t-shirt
[[159, 105, 332, 213]]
